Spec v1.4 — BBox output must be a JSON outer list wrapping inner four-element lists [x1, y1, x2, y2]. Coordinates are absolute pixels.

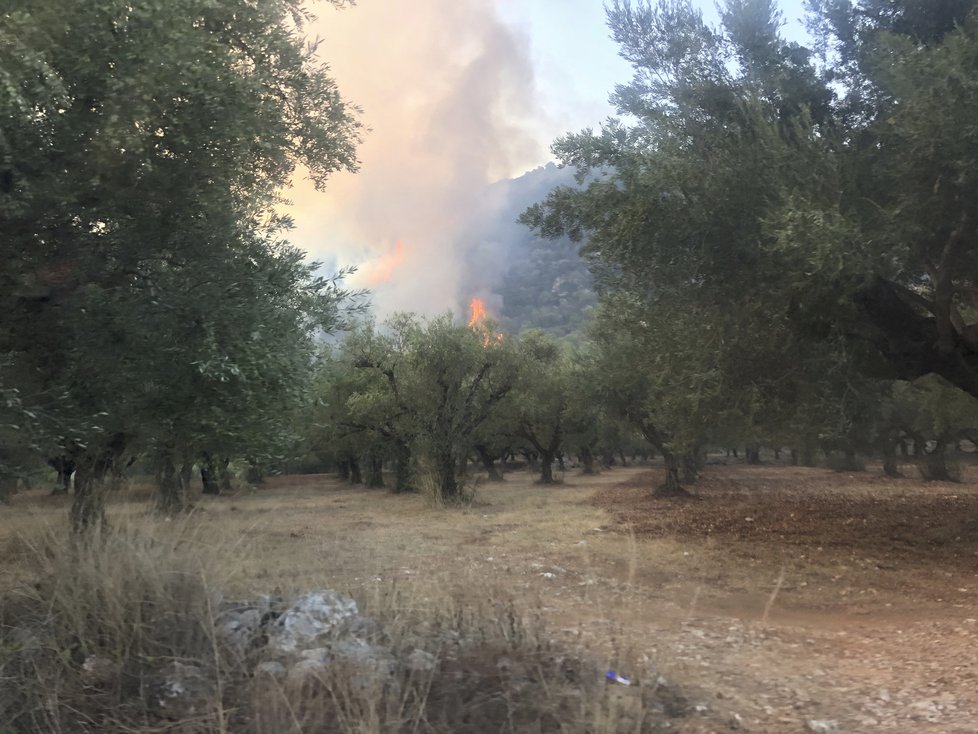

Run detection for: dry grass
[[5, 463, 978, 732], [0, 468, 714, 733]]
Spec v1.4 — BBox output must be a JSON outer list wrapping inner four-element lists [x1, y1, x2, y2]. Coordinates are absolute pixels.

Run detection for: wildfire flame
[[468, 297, 487, 327], [468, 297, 504, 347]]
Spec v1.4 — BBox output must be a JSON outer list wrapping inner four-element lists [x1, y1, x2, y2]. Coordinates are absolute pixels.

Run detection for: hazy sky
[[289, 0, 810, 317]]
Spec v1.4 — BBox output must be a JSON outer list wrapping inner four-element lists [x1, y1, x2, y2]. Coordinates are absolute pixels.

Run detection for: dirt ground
[[2, 462, 977, 732]]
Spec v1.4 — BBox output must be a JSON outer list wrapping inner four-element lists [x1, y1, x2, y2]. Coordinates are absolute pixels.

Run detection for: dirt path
[[3, 465, 977, 731]]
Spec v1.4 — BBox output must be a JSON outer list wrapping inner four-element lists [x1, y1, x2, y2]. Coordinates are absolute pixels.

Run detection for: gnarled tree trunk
[[920, 439, 957, 482], [579, 445, 597, 475], [200, 453, 221, 495], [680, 449, 701, 484], [475, 445, 504, 482], [366, 455, 384, 488], [348, 458, 362, 485], [882, 438, 901, 478], [538, 450, 557, 484], [219, 458, 233, 492], [157, 447, 192, 515], [392, 442, 412, 493], [71, 459, 107, 532], [435, 448, 459, 501], [70, 434, 127, 532], [655, 451, 689, 497]]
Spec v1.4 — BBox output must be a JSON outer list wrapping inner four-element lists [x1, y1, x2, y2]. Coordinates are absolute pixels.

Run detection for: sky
[[289, 0, 810, 319]]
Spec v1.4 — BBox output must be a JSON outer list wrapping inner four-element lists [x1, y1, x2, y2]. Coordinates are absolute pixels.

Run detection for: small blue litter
[[605, 670, 631, 686]]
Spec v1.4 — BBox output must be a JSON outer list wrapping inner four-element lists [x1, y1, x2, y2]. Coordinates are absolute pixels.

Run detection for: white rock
[[218, 607, 262, 654], [805, 719, 839, 733], [406, 648, 437, 672], [81, 655, 117, 686], [330, 638, 395, 677], [255, 661, 287, 678], [268, 591, 361, 653], [155, 662, 212, 718]]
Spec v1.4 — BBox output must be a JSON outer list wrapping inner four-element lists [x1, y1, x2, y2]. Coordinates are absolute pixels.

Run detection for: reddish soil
[[585, 464, 978, 732]]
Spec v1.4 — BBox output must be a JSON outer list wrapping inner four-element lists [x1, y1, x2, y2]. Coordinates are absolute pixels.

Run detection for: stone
[[405, 648, 437, 672], [255, 660, 287, 678], [268, 591, 361, 654], [218, 606, 262, 655], [330, 638, 395, 679], [153, 662, 213, 719], [805, 720, 839, 733], [81, 655, 118, 686]]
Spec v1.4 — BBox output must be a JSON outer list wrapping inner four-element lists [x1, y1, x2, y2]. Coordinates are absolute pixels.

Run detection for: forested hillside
[[460, 164, 597, 339]]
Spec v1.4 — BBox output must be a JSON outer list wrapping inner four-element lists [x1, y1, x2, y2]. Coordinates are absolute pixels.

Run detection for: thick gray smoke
[[285, 0, 550, 320]]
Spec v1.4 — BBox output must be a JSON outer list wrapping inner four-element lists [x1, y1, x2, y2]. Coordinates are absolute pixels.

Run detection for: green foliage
[[587, 294, 725, 460], [328, 315, 520, 502], [498, 234, 596, 340], [521, 0, 978, 474], [511, 331, 570, 482], [0, 0, 362, 519]]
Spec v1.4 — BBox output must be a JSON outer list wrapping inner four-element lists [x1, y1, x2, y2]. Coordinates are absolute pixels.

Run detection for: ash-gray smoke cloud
[[285, 0, 549, 320]]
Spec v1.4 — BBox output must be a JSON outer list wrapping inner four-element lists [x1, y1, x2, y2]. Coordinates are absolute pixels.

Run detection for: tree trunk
[[200, 453, 221, 495], [0, 477, 16, 504], [618, 449, 629, 467], [436, 449, 459, 502], [348, 458, 362, 485], [219, 458, 233, 492], [366, 455, 384, 488], [579, 445, 597, 475], [882, 440, 900, 478], [179, 455, 194, 494], [70, 435, 126, 532], [746, 446, 761, 465], [246, 462, 265, 485], [48, 456, 75, 495], [337, 459, 351, 481], [680, 450, 700, 484], [476, 445, 504, 482], [70, 459, 107, 532], [790, 448, 799, 466], [157, 448, 191, 515], [108, 455, 134, 491], [392, 442, 412, 493], [538, 450, 557, 484], [655, 451, 689, 497], [919, 440, 957, 482]]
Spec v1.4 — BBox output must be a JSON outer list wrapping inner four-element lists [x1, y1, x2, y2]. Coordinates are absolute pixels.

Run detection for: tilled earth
[[579, 464, 978, 732]]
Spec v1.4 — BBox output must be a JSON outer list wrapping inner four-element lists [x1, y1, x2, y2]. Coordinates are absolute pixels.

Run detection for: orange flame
[[468, 297, 487, 327], [468, 297, 504, 347], [361, 240, 406, 287]]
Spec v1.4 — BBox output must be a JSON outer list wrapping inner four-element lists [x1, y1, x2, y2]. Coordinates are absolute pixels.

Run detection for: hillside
[[456, 163, 597, 339]]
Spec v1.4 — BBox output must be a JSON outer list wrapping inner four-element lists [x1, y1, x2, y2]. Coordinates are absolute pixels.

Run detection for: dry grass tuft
[[0, 517, 239, 732], [0, 509, 685, 733]]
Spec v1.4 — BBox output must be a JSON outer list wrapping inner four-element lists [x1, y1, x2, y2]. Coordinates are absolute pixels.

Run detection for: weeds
[[0, 514, 688, 733]]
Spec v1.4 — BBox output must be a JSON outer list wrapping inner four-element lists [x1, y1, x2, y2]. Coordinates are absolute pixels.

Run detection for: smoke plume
[[286, 0, 546, 319]]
